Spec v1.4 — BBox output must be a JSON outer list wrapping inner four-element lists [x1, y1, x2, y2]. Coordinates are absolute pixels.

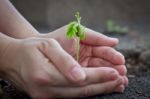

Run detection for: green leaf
[[80, 31, 86, 40], [66, 12, 86, 40], [106, 20, 114, 32], [78, 25, 86, 40], [66, 21, 78, 39]]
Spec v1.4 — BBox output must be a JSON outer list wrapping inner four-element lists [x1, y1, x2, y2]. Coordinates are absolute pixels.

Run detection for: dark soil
[[0, 80, 31, 99]]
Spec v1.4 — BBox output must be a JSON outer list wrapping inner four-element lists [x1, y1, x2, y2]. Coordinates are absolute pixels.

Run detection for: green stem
[[76, 37, 80, 62]]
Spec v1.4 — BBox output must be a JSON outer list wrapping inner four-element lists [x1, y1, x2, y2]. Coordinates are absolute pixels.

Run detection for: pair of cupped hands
[[1, 26, 128, 98]]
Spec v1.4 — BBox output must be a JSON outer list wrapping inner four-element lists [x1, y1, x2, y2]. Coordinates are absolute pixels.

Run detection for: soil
[[0, 32, 150, 99]]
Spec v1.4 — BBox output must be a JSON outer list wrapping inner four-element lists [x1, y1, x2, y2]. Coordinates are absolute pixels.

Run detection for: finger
[[123, 76, 128, 87], [42, 62, 70, 86], [81, 28, 119, 47], [114, 65, 127, 76], [92, 46, 125, 65], [29, 50, 123, 87], [115, 76, 129, 93], [88, 58, 127, 75], [39, 38, 86, 83], [88, 57, 113, 67], [114, 76, 128, 93], [43, 66, 126, 87], [115, 85, 125, 93], [48, 77, 124, 98], [82, 67, 120, 85]]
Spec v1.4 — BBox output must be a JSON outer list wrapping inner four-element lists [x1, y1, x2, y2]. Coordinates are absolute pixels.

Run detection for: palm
[[58, 39, 113, 68], [42, 26, 127, 87], [67, 41, 93, 67], [46, 26, 121, 68]]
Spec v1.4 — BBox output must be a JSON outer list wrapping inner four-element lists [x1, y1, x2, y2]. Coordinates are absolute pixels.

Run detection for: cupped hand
[[39, 26, 128, 94], [41, 26, 128, 76], [0, 37, 125, 98]]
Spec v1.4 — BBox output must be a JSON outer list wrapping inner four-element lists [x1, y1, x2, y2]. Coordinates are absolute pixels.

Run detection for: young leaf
[[66, 21, 78, 39], [106, 20, 114, 32], [66, 12, 86, 62], [75, 12, 81, 24], [78, 25, 86, 40]]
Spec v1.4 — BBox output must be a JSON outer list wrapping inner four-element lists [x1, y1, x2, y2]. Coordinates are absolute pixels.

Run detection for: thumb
[[81, 28, 119, 46], [39, 38, 86, 84]]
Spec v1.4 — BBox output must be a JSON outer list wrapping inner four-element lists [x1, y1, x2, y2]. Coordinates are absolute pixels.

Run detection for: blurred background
[[11, 0, 150, 32], [10, 0, 150, 74]]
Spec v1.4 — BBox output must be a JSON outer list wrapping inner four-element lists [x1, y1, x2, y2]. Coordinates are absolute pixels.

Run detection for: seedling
[[106, 20, 115, 32], [66, 12, 86, 62], [106, 20, 129, 34]]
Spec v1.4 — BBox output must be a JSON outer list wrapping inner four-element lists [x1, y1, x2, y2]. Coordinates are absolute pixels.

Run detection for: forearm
[[0, 0, 39, 38]]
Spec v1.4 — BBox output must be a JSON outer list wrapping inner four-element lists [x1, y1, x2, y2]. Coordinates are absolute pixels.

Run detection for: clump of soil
[[120, 48, 150, 75]]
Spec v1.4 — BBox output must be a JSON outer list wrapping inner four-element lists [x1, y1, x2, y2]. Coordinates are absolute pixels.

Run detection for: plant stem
[[76, 36, 80, 62]]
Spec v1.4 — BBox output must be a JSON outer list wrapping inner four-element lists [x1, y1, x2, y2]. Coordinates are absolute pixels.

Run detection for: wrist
[[0, 33, 20, 77]]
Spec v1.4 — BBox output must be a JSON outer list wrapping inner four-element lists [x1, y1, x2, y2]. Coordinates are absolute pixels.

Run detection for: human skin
[[0, 0, 128, 98], [40, 25, 128, 87], [0, 33, 125, 98], [40, 26, 127, 76]]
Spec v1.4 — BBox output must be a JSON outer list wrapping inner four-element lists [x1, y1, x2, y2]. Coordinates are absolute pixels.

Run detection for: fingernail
[[110, 38, 119, 42], [118, 77, 124, 84], [123, 76, 129, 87], [69, 66, 86, 82], [117, 52, 125, 64], [115, 85, 125, 93]]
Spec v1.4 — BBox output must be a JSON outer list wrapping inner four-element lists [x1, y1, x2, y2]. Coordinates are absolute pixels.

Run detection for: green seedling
[[66, 12, 86, 62], [106, 20, 115, 32], [106, 20, 129, 34]]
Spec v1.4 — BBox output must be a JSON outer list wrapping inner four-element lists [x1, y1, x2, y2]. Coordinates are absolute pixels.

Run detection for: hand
[[0, 37, 125, 98], [40, 26, 128, 85]]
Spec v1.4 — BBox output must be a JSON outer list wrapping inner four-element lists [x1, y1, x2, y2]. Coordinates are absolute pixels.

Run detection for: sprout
[[66, 12, 86, 62]]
